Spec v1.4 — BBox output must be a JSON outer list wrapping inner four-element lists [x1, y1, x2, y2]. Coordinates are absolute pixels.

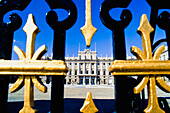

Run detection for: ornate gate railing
[[0, 0, 170, 113]]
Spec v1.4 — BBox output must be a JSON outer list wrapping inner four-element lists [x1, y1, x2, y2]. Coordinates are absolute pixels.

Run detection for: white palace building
[[65, 49, 114, 85], [41, 46, 169, 85]]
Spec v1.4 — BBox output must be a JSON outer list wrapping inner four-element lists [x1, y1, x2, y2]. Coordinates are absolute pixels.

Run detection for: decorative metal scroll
[[110, 14, 170, 113], [100, 0, 141, 113], [0, 0, 31, 112], [146, 0, 170, 45], [45, 0, 77, 112], [0, 14, 68, 113]]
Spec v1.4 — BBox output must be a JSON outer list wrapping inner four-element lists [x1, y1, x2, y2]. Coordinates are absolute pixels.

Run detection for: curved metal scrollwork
[[146, 0, 170, 45], [100, 1, 139, 113], [0, 0, 31, 59], [0, 0, 31, 112], [100, 0, 132, 30], [45, 0, 77, 112], [157, 11, 170, 51], [100, 0, 132, 60], [45, 0, 77, 31]]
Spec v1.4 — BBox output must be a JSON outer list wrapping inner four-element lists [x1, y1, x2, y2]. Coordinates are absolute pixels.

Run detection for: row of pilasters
[[69, 62, 110, 75], [65, 75, 114, 85]]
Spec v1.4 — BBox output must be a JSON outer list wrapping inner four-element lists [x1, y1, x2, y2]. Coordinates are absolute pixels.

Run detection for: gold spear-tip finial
[[80, 92, 98, 113], [81, 0, 97, 47]]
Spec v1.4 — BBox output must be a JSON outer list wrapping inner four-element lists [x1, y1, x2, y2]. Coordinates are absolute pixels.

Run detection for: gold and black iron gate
[[0, 0, 170, 113]]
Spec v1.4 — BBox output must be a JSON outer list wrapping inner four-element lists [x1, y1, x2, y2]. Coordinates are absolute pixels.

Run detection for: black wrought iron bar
[[0, 1, 31, 112], [157, 11, 170, 59], [149, 8, 158, 45], [46, 0, 77, 112], [100, 0, 141, 112]]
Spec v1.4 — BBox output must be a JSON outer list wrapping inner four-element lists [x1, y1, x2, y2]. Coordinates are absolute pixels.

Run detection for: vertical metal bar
[[100, 0, 141, 112], [157, 11, 170, 58], [145, 1, 170, 110], [149, 8, 158, 45], [46, 0, 77, 112], [0, 1, 31, 112], [52, 30, 66, 113]]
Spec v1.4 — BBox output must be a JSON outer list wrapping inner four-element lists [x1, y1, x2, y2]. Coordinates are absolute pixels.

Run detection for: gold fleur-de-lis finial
[[80, 92, 98, 113], [23, 14, 40, 60], [81, 0, 97, 47], [131, 14, 170, 113], [10, 14, 47, 113], [109, 14, 170, 113]]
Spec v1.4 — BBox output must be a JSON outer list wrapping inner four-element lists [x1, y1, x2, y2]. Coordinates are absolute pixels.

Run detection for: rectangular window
[[92, 71, 94, 74], [98, 71, 100, 75], [68, 70, 71, 75], [103, 71, 105, 75], [86, 71, 88, 74]]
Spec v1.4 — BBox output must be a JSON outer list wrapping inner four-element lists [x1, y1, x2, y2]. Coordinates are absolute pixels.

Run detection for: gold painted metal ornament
[[81, 0, 97, 47], [109, 14, 170, 113], [80, 92, 98, 113], [0, 14, 68, 113]]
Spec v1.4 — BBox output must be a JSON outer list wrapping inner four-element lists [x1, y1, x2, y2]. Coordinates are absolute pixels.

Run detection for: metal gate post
[[157, 11, 170, 58], [0, 1, 31, 112], [146, 0, 170, 45], [100, 0, 141, 112], [46, 0, 77, 112]]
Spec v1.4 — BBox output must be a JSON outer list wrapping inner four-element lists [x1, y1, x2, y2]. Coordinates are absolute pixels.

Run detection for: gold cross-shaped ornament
[[0, 14, 68, 113], [109, 14, 170, 113]]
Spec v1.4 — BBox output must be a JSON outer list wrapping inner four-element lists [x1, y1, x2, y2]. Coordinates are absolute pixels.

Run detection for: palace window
[[103, 71, 105, 75], [98, 71, 100, 75], [92, 71, 94, 74], [75, 70, 77, 75], [86, 70, 88, 74]]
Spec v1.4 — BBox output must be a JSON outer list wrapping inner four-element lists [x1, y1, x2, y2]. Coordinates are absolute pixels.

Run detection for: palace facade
[[65, 49, 114, 85], [40, 46, 169, 85]]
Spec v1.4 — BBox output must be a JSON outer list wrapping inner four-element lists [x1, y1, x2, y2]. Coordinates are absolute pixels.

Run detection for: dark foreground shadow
[[8, 99, 115, 113]]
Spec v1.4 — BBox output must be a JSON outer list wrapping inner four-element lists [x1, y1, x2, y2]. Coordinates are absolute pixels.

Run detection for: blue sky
[[3, 0, 169, 60]]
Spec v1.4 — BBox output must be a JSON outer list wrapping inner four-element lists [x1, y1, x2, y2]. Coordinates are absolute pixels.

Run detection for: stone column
[[89, 63, 91, 74], [106, 62, 109, 75], [77, 63, 80, 74], [89, 76, 91, 85], [77, 76, 80, 84], [72, 63, 74, 75], [112, 76, 114, 85], [83, 63, 85, 74], [100, 62, 103, 75], [94, 76, 97, 85], [94, 63, 97, 75], [106, 76, 109, 85], [83, 76, 85, 85]]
